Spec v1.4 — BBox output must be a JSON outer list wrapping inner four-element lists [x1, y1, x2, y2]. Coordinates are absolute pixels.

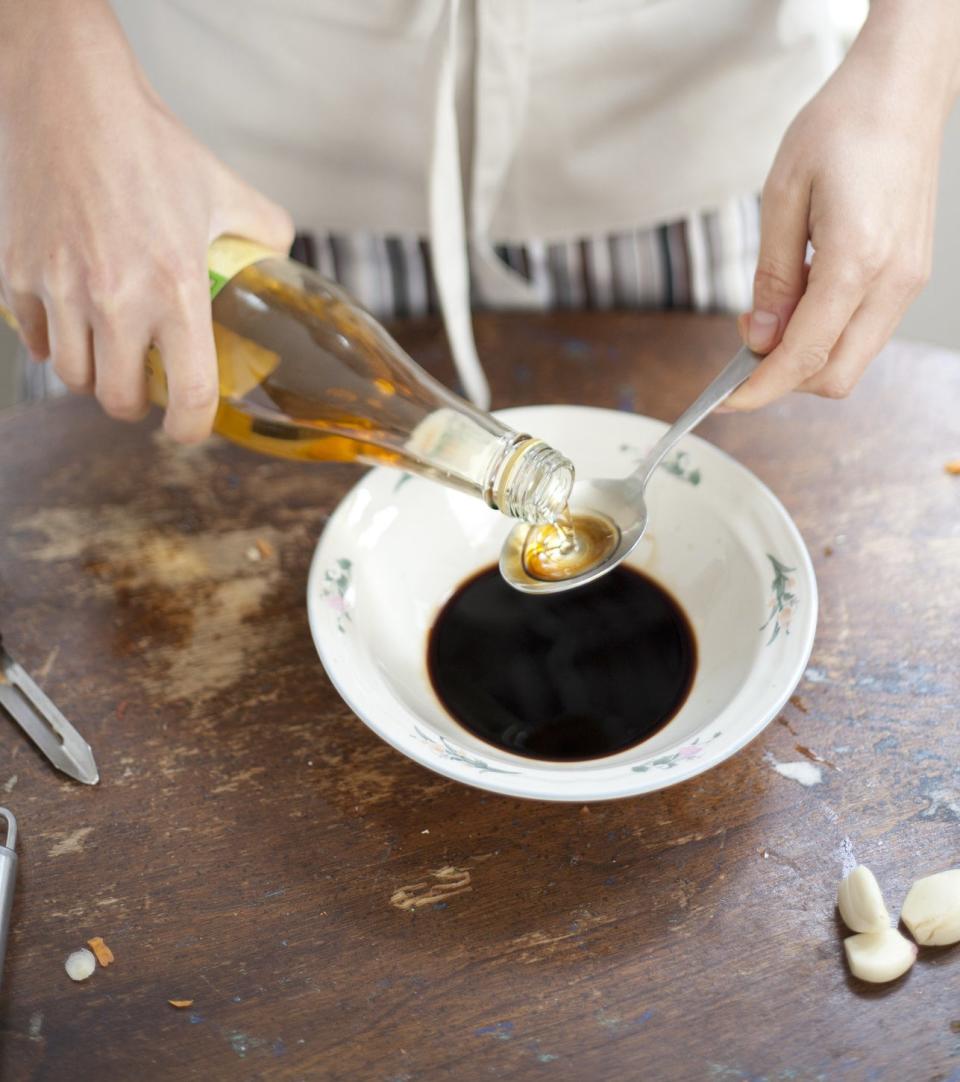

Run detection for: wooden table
[[0, 312, 958, 1082]]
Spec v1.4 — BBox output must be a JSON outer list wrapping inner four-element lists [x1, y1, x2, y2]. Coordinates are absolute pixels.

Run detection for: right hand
[[0, 4, 293, 442]]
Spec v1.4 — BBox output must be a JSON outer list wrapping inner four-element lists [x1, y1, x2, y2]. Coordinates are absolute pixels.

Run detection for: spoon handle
[[633, 345, 761, 487]]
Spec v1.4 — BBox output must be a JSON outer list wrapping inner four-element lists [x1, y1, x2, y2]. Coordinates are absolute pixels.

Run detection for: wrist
[[0, 0, 132, 103], [854, 0, 960, 120]]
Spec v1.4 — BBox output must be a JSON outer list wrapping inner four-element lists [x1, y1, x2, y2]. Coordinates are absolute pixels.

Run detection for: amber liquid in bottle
[[207, 258, 469, 470], [145, 255, 575, 525]]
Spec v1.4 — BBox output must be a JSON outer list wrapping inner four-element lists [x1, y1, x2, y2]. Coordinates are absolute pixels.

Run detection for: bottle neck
[[486, 436, 574, 525]]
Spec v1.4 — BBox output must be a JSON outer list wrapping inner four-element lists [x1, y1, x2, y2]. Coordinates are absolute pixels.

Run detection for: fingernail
[[747, 310, 779, 353]]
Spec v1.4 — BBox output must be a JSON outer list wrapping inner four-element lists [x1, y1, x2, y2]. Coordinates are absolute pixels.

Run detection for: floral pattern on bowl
[[320, 557, 354, 633], [761, 555, 798, 645], [619, 444, 701, 485], [631, 730, 723, 773], [413, 726, 519, 775]]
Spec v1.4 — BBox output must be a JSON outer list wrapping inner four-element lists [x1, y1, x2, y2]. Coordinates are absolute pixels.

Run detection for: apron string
[[427, 0, 491, 409], [469, 0, 543, 309]]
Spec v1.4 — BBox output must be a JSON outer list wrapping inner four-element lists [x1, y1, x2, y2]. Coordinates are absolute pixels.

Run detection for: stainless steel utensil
[[0, 638, 99, 784], [0, 807, 17, 990]]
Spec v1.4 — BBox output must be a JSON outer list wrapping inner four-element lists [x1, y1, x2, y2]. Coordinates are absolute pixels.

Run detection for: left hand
[[726, 1, 960, 410]]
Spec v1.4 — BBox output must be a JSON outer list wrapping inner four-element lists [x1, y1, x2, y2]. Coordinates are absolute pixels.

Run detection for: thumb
[[212, 170, 295, 254], [745, 175, 810, 354]]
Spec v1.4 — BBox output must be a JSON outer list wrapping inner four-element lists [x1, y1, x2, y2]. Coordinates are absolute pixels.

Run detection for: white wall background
[[897, 101, 960, 348]]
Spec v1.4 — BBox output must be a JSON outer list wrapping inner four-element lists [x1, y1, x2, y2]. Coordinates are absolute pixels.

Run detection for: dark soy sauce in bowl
[[428, 564, 696, 762]]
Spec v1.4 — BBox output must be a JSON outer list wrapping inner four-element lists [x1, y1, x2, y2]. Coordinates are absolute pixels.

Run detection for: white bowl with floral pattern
[[307, 404, 817, 802]]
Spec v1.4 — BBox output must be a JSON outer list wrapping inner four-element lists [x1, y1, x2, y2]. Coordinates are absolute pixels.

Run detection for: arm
[[0, 0, 293, 441], [726, 0, 960, 409]]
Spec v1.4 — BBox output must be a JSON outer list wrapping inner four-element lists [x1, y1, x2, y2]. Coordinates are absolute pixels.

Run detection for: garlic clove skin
[[837, 865, 890, 934], [843, 928, 917, 983], [901, 869, 960, 946]]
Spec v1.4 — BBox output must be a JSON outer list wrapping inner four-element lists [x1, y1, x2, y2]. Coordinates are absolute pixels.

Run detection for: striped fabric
[[17, 195, 760, 401], [291, 194, 761, 319]]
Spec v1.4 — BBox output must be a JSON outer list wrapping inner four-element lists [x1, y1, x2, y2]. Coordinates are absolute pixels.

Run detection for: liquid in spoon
[[517, 507, 621, 582]]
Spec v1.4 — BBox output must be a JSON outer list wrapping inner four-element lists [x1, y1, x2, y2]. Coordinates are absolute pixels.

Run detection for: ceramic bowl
[[307, 405, 817, 802]]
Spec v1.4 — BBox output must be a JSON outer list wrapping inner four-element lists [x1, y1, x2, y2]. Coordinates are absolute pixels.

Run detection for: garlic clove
[[843, 928, 917, 983], [65, 948, 97, 982], [837, 865, 890, 934], [901, 869, 960, 946]]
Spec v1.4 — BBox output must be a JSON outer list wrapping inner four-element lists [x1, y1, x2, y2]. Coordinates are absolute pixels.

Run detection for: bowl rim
[[306, 403, 818, 802]]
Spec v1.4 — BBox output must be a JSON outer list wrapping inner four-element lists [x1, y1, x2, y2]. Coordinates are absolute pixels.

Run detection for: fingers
[[92, 313, 151, 421], [2, 165, 287, 442], [726, 248, 868, 410], [5, 292, 49, 360], [46, 294, 94, 393], [153, 277, 220, 444], [798, 270, 924, 400], [47, 262, 218, 438], [745, 173, 811, 354], [796, 303, 894, 399], [794, 177, 933, 403], [212, 169, 295, 253]]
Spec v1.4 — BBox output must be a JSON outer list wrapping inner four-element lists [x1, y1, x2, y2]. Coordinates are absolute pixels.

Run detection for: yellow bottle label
[[207, 235, 278, 299]]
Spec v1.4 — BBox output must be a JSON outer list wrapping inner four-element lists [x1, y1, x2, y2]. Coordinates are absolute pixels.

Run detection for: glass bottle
[[0, 238, 575, 525], [143, 239, 575, 525]]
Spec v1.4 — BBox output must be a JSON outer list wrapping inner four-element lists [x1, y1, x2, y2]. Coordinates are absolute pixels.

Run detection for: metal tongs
[[0, 636, 99, 784]]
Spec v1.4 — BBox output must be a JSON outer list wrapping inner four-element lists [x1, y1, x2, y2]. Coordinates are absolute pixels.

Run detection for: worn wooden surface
[[0, 311, 959, 1082]]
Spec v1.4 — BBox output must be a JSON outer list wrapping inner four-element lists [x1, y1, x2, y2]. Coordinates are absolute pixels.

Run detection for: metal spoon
[[500, 345, 762, 594]]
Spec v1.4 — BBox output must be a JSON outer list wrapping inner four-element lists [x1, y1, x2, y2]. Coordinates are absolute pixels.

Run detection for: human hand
[[727, 0, 960, 410], [0, 0, 293, 441]]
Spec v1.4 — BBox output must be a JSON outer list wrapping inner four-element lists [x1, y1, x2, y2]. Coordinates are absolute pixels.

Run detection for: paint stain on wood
[[13, 507, 287, 707], [36, 646, 60, 681], [48, 826, 94, 857], [28, 1012, 43, 1041], [794, 745, 837, 770], [390, 866, 472, 911], [765, 754, 824, 788], [211, 766, 268, 795]]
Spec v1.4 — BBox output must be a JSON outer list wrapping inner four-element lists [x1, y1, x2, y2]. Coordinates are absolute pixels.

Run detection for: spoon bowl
[[499, 478, 640, 594], [499, 345, 761, 594]]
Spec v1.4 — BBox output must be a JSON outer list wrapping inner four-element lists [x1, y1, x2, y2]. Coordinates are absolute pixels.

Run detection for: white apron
[[111, 0, 842, 406]]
